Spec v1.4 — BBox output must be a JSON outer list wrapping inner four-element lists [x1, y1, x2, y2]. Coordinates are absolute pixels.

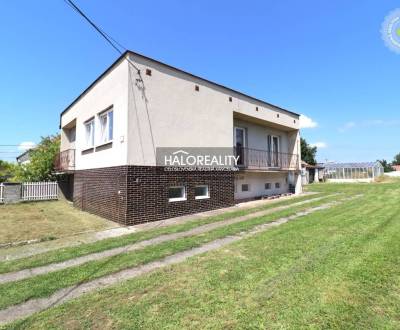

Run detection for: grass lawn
[[0, 201, 117, 245], [0, 192, 325, 274], [2, 181, 400, 329], [0, 194, 341, 310]]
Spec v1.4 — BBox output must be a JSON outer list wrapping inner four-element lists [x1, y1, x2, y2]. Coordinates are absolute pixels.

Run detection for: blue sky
[[0, 0, 399, 163]]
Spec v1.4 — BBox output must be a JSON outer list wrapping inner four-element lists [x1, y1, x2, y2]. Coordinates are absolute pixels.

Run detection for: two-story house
[[56, 51, 302, 225]]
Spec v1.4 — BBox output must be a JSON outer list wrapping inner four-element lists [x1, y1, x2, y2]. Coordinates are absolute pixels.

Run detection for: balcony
[[54, 149, 75, 172], [234, 147, 299, 171]]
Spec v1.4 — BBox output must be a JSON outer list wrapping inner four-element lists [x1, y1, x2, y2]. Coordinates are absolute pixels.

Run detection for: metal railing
[[54, 149, 75, 171], [234, 147, 299, 170]]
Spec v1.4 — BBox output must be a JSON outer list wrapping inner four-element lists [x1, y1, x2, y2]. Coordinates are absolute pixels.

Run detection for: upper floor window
[[84, 119, 95, 148], [68, 127, 76, 143], [98, 109, 113, 144]]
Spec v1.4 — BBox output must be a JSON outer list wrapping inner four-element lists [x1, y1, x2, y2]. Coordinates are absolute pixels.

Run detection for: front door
[[235, 127, 246, 165], [271, 136, 280, 167]]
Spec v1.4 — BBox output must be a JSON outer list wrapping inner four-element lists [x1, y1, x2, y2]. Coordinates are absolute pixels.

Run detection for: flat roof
[[60, 50, 300, 123]]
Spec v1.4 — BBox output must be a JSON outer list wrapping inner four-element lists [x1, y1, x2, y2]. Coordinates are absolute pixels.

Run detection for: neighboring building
[[56, 50, 302, 225], [392, 164, 400, 171], [301, 161, 324, 185], [16, 150, 32, 165], [324, 162, 383, 183]]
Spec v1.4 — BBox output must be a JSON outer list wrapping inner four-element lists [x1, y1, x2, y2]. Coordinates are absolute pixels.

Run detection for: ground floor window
[[242, 184, 250, 192], [195, 185, 209, 199], [275, 182, 280, 189], [168, 186, 186, 202], [265, 183, 271, 190]]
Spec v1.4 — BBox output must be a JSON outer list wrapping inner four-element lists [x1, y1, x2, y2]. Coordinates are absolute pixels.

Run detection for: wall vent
[[146, 69, 152, 76]]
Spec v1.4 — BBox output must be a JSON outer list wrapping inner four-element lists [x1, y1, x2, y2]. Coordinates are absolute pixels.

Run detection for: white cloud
[[339, 119, 400, 132], [18, 141, 36, 151], [338, 121, 356, 132], [310, 142, 327, 149], [299, 114, 318, 129]]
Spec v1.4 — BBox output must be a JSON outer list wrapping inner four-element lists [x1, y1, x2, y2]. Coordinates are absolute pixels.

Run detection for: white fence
[[21, 182, 58, 201], [0, 184, 3, 203]]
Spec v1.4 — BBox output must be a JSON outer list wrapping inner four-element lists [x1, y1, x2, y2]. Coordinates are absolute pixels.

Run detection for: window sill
[[95, 141, 113, 152], [195, 196, 210, 200], [168, 197, 187, 202], [96, 140, 113, 148], [81, 147, 94, 155]]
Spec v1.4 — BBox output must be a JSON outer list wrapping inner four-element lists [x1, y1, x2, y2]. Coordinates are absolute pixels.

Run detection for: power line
[[63, 0, 156, 158], [63, 0, 141, 74], [64, 0, 124, 55]]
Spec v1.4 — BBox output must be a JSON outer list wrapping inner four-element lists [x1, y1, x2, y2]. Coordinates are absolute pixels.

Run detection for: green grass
[[0, 201, 117, 245], [0, 193, 325, 275], [0, 194, 343, 310], [3, 182, 400, 329]]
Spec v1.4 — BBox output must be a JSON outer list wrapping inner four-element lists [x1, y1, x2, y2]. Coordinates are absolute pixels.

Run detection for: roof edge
[[60, 50, 300, 126]]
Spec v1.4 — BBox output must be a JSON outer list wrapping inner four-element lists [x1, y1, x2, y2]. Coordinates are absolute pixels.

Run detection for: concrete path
[[0, 196, 360, 325], [0, 193, 317, 262], [0, 194, 329, 284]]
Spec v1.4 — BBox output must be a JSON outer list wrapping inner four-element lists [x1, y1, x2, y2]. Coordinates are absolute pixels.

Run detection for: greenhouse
[[324, 162, 384, 182]]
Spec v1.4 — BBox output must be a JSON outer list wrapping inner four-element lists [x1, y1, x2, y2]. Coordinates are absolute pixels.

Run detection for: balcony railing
[[54, 149, 75, 172], [234, 147, 299, 170]]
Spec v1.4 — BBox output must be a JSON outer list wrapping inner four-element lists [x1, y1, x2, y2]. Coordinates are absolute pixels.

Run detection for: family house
[[56, 51, 302, 225]]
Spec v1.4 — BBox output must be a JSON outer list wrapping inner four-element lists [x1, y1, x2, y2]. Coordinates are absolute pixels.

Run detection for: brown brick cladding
[[73, 166, 235, 226]]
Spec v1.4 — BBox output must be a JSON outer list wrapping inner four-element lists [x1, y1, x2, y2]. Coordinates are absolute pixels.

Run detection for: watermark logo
[[381, 9, 400, 54], [156, 148, 239, 171]]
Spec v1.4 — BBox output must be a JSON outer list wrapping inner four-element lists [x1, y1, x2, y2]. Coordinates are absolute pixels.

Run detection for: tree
[[15, 134, 60, 182], [392, 153, 400, 165], [0, 160, 17, 182], [378, 159, 392, 172], [301, 137, 317, 165]]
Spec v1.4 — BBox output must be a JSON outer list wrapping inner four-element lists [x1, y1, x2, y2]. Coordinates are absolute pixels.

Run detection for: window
[[98, 109, 113, 144], [275, 182, 280, 189], [68, 127, 76, 143], [168, 186, 186, 202], [265, 183, 271, 190], [84, 119, 95, 148], [195, 185, 209, 199], [146, 68, 152, 76], [195, 85, 199, 91], [242, 184, 249, 192]]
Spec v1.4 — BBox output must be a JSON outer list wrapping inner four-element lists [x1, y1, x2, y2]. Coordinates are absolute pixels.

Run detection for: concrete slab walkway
[[0, 193, 317, 262], [0, 194, 328, 284], [0, 197, 357, 325]]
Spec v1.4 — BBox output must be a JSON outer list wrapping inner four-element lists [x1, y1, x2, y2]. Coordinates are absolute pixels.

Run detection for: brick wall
[[73, 166, 128, 224], [73, 166, 235, 225]]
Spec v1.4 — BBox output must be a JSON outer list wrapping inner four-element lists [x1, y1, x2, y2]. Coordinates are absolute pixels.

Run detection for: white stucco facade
[[59, 51, 302, 199]]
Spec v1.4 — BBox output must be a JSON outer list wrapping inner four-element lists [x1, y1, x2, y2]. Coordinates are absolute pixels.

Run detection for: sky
[[0, 0, 399, 163]]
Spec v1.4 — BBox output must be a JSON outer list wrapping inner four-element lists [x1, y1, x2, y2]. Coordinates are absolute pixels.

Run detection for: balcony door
[[235, 127, 246, 166], [268, 135, 280, 167]]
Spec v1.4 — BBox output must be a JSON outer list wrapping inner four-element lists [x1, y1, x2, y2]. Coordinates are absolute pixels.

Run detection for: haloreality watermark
[[156, 148, 240, 171]]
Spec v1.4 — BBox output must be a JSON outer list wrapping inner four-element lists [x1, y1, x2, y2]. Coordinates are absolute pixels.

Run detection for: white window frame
[[84, 118, 95, 148], [98, 108, 113, 145], [168, 186, 186, 202], [195, 185, 210, 200], [271, 135, 280, 167], [234, 127, 246, 147]]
